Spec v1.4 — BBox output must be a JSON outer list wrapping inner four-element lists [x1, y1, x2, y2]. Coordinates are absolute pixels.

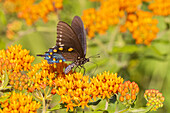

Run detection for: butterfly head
[[86, 58, 90, 63]]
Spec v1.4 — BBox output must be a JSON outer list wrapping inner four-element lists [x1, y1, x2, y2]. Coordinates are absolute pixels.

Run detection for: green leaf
[[0, 10, 7, 25], [0, 93, 11, 102], [128, 106, 152, 113], [154, 16, 166, 31], [107, 103, 116, 113], [95, 99, 106, 111], [2, 69, 9, 89], [48, 94, 61, 111], [113, 45, 142, 54], [48, 104, 61, 111], [0, 39, 5, 49]]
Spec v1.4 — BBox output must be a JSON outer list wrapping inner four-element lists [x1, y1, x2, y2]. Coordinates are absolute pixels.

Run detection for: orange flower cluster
[[82, 0, 161, 45], [6, 20, 22, 39], [82, 0, 144, 38], [0, 92, 41, 113], [82, 0, 124, 38], [0, 44, 34, 72], [120, 10, 159, 45], [3, 0, 63, 25], [118, 81, 139, 106], [9, 72, 29, 91], [52, 72, 123, 111], [0, 58, 15, 77], [27, 60, 71, 92], [148, 0, 170, 16], [90, 71, 124, 100], [144, 89, 165, 111], [119, 0, 142, 13], [53, 73, 91, 111]]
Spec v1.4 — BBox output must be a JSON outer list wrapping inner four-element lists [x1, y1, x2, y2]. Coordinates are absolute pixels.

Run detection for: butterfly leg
[[78, 66, 82, 73], [73, 66, 79, 72], [80, 66, 86, 75]]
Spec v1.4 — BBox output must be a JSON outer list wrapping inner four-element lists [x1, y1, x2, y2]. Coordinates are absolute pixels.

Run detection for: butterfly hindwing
[[37, 46, 66, 64]]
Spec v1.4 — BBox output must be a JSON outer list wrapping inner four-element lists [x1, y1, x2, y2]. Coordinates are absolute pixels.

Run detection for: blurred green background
[[0, 0, 170, 112]]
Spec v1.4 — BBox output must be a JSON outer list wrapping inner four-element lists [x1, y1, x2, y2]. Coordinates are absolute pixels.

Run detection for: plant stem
[[107, 25, 120, 52], [117, 108, 129, 113], [108, 17, 125, 52], [93, 37, 109, 57], [42, 96, 46, 113], [73, 107, 77, 113], [105, 98, 109, 110]]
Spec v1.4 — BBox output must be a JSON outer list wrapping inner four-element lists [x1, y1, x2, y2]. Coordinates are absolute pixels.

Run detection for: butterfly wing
[[56, 21, 84, 61], [71, 16, 87, 56], [37, 46, 66, 64], [37, 16, 86, 64]]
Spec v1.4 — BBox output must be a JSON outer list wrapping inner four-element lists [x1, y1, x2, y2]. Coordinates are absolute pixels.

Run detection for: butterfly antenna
[[89, 53, 100, 58]]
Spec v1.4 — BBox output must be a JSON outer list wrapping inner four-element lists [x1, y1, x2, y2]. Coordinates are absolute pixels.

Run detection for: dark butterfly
[[37, 16, 89, 74]]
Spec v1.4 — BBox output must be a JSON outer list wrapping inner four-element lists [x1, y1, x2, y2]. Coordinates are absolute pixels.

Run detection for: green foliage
[[0, 10, 7, 25]]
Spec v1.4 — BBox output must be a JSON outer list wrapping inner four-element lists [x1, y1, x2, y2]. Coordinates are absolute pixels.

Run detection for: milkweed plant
[[0, 0, 168, 113], [0, 45, 165, 113]]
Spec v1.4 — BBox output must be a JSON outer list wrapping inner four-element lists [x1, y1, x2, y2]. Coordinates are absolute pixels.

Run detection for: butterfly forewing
[[71, 16, 87, 56], [56, 21, 84, 60]]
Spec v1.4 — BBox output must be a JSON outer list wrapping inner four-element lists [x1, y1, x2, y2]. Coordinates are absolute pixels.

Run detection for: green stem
[[42, 96, 46, 113], [46, 87, 51, 96], [107, 25, 120, 52], [117, 108, 129, 113], [32, 92, 41, 100], [73, 107, 77, 113], [46, 94, 52, 100], [93, 37, 109, 57], [108, 18, 125, 52], [105, 98, 109, 110], [44, 88, 46, 99]]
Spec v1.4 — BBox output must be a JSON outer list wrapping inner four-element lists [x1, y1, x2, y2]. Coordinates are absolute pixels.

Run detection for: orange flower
[[82, 0, 145, 38], [144, 89, 165, 111], [148, 0, 170, 16], [0, 92, 41, 112], [121, 10, 159, 45], [118, 81, 139, 106], [0, 45, 34, 90], [3, 0, 63, 25], [6, 20, 22, 39], [82, 0, 124, 38], [90, 71, 124, 100], [9, 72, 30, 90], [54, 73, 91, 111], [0, 44, 34, 72], [27, 60, 71, 92]]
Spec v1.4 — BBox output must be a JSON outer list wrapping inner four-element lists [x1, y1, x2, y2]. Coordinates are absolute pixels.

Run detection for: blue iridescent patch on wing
[[43, 48, 66, 64]]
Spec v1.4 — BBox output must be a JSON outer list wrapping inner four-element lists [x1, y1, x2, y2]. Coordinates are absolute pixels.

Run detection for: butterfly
[[37, 16, 89, 74]]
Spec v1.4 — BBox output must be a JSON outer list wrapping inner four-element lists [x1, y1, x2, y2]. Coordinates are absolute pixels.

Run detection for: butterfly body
[[65, 57, 89, 74], [37, 16, 89, 74]]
